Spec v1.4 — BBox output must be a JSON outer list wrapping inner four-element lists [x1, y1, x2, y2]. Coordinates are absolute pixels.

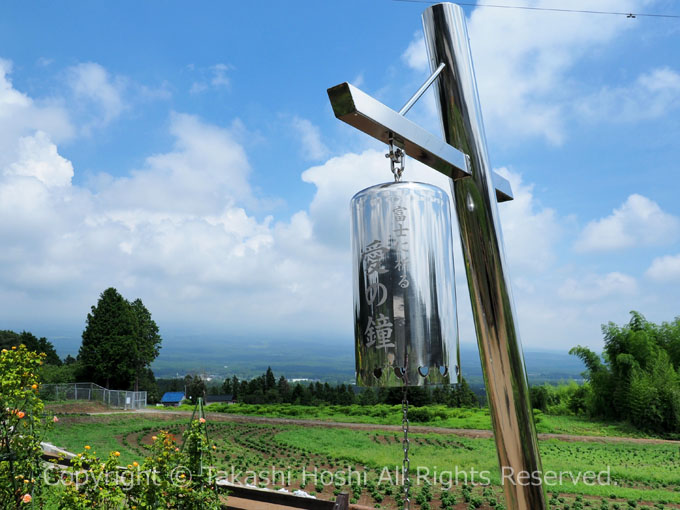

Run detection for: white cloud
[[301, 149, 457, 248], [402, 0, 646, 144], [210, 63, 230, 88], [0, 100, 353, 337], [646, 254, 680, 282], [99, 112, 255, 214], [291, 116, 329, 161], [0, 58, 74, 166], [558, 272, 637, 301], [189, 82, 207, 94], [67, 62, 126, 129], [468, 0, 644, 144], [574, 194, 680, 252], [2, 57, 677, 353], [577, 67, 680, 122], [4, 131, 73, 187], [36, 57, 54, 67], [190, 63, 231, 94], [402, 33, 427, 72], [495, 168, 559, 273]]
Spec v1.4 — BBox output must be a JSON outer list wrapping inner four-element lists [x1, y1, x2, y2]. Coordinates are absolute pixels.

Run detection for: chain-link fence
[[40, 382, 147, 410]]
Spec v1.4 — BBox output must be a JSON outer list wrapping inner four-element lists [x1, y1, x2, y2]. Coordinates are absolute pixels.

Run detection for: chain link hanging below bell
[[402, 383, 411, 510]]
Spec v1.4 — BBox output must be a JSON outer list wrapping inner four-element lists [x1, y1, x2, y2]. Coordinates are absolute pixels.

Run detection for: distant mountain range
[[150, 335, 586, 387]]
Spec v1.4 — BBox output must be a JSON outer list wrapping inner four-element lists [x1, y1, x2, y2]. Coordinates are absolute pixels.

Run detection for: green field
[[186, 403, 651, 438], [45, 412, 680, 509]]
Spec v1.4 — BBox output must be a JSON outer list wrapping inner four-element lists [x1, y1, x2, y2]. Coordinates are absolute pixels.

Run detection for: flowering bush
[[2, 344, 221, 509], [54, 422, 220, 509], [0, 344, 50, 508], [50, 448, 127, 509]]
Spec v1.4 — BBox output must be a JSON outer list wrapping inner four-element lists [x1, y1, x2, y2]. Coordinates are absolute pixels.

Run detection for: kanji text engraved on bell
[[351, 181, 459, 387]]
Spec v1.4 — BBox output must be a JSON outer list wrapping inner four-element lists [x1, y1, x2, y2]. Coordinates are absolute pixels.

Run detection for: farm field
[[185, 403, 655, 439], [45, 412, 680, 509]]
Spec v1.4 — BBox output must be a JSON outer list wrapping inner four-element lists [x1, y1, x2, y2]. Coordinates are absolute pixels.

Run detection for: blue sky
[[1, 0, 679, 355]]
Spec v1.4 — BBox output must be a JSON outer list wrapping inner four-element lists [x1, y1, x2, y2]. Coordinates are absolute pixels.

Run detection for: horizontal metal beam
[[327, 82, 513, 202], [493, 171, 513, 202]]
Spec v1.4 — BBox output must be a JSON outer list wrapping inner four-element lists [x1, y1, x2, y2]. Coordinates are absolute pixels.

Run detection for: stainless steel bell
[[351, 181, 459, 387]]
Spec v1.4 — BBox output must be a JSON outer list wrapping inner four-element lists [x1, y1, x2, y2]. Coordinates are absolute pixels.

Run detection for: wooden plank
[[221, 484, 347, 510]]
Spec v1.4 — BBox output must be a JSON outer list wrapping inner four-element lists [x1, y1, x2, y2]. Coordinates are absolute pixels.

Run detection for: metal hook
[[386, 135, 405, 182]]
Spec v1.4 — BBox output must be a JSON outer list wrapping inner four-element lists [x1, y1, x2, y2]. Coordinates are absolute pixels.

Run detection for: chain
[[386, 136, 405, 182], [402, 382, 411, 510]]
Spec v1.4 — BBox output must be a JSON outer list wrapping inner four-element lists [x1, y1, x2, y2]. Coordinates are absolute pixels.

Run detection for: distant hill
[[150, 336, 585, 386]]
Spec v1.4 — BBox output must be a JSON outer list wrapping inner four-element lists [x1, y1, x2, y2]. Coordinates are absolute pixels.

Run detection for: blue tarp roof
[[160, 392, 185, 403]]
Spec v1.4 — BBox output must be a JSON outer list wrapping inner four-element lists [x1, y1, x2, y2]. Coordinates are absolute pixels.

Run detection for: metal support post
[[422, 4, 546, 509]]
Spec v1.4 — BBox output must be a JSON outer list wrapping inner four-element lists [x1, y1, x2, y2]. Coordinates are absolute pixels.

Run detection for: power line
[[391, 0, 680, 19]]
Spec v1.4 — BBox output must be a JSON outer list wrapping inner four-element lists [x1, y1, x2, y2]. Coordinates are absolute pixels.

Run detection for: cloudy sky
[[1, 0, 679, 355]]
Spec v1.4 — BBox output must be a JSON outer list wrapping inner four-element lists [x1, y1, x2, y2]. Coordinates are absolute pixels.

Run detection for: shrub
[[0, 345, 51, 509], [55, 423, 221, 509]]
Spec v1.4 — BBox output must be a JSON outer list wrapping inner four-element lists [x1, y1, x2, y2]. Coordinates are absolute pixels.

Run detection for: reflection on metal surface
[[327, 82, 514, 202], [351, 181, 459, 387], [423, 3, 546, 509], [328, 82, 469, 180]]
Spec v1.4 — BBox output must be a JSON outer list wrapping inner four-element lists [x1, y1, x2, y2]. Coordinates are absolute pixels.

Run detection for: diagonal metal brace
[[327, 82, 513, 202]]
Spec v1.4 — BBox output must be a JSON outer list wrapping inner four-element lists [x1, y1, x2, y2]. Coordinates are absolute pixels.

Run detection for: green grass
[[46, 413, 680, 507], [45, 414, 185, 465], [536, 413, 651, 438], [274, 426, 680, 503], [197, 403, 652, 438]]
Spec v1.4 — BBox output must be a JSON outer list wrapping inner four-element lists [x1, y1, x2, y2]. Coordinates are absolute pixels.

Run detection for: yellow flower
[[151, 435, 157, 441], [113, 451, 120, 457], [31, 384, 38, 390], [132, 461, 139, 467], [84, 445, 91, 450]]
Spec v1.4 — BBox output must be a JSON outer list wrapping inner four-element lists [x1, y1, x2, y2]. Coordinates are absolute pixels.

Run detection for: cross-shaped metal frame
[[328, 4, 547, 510]]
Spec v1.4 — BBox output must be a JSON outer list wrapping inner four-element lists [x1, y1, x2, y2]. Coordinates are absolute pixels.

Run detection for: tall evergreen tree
[[265, 366, 276, 391], [129, 299, 162, 391], [79, 288, 137, 388], [0, 330, 61, 365], [78, 288, 162, 390]]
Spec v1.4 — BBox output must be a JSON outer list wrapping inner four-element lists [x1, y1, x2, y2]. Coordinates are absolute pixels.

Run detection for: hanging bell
[[351, 180, 459, 387]]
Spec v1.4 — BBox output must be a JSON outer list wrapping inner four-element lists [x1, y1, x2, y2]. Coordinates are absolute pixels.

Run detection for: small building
[[160, 391, 185, 407], [205, 394, 235, 405]]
